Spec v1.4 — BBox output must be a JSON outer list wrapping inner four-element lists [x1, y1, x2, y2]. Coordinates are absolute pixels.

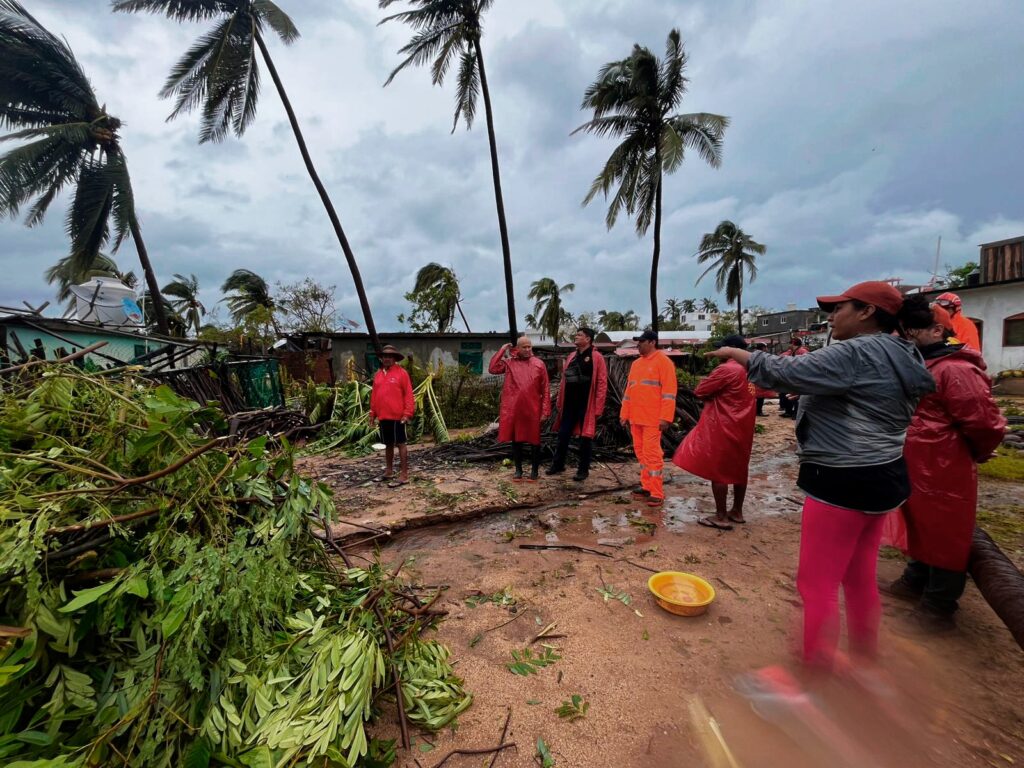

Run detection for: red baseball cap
[[816, 281, 903, 316]]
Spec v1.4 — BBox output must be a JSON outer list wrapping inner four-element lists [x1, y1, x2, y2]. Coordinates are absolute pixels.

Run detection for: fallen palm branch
[[0, 367, 471, 766]]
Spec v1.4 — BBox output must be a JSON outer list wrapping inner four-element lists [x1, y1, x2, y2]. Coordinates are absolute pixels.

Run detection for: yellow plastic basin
[[648, 571, 716, 616]]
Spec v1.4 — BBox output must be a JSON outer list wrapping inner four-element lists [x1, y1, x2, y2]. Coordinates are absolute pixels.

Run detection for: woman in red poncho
[[884, 304, 1006, 632], [489, 337, 551, 481], [672, 335, 756, 530]]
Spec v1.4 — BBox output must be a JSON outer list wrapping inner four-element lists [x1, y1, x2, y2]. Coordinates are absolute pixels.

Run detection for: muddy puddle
[[362, 450, 801, 557]]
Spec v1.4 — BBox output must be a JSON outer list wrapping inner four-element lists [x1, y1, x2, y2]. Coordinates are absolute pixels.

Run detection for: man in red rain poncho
[[368, 345, 415, 485], [673, 335, 757, 530], [620, 330, 677, 507], [934, 292, 981, 351], [884, 304, 1005, 632], [489, 336, 551, 481]]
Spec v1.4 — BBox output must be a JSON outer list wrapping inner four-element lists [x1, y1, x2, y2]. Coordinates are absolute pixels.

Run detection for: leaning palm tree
[[412, 262, 470, 333], [379, 0, 518, 342], [162, 272, 206, 336], [698, 296, 719, 313], [695, 221, 765, 336], [574, 29, 727, 335], [221, 268, 282, 335], [527, 277, 575, 341], [0, 0, 169, 333], [112, 0, 380, 352]]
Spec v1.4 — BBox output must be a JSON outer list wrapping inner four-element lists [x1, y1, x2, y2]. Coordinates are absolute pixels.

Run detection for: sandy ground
[[299, 404, 1024, 768]]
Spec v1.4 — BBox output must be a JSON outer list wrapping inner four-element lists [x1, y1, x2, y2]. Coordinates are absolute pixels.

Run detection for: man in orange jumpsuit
[[934, 292, 981, 351], [620, 330, 677, 506]]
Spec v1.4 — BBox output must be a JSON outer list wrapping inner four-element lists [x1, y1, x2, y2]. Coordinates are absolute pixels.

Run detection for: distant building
[[283, 331, 513, 380], [921, 235, 1024, 381], [750, 305, 829, 350]]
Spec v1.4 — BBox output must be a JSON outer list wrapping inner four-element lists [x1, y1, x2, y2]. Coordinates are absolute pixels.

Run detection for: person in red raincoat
[[548, 327, 608, 482], [673, 335, 757, 530], [884, 304, 1006, 632], [489, 336, 551, 481]]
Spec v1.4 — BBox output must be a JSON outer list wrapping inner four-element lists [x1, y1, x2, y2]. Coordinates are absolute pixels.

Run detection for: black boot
[[512, 442, 524, 481]]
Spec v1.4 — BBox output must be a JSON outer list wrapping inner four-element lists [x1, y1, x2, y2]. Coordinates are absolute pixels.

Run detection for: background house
[[0, 313, 209, 369], [922, 235, 1024, 382], [751, 305, 829, 350], [285, 331, 512, 381]]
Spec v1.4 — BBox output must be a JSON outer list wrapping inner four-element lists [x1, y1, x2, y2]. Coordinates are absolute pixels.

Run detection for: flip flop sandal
[[728, 516, 747, 524], [387, 480, 409, 488], [697, 517, 734, 531]]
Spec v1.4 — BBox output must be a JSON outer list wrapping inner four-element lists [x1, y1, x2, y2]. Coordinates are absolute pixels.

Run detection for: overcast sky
[[3, 0, 1022, 330]]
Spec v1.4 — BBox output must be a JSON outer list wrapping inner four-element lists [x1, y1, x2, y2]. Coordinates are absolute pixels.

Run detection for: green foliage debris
[[0, 368, 470, 767]]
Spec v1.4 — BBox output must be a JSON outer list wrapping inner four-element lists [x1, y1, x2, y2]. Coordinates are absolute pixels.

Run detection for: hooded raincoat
[[554, 348, 608, 439], [951, 313, 981, 351], [489, 349, 551, 445], [898, 345, 1006, 570], [672, 360, 756, 484]]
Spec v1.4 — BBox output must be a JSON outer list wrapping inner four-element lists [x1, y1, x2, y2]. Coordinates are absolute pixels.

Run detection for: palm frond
[[0, 0, 99, 120], [106, 149, 136, 251], [66, 160, 116, 273], [0, 133, 85, 220], [452, 48, 478, 131], [252, 0, 299, 43], [111, 0, 225, 23], [667, 112, 728, 169], [381, 22, 462, 87], [658, 29, 689, 112]]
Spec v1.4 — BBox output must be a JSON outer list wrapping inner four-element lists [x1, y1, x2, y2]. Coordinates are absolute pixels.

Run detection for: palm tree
[[162, 273, 206, 336], [695, 221, 765, 336], [661, 298, 682, 325], [411, 263, 469, 333], [574, 29, 727, 335], [598, 309, 640, 332], [698, 297, 719, 313], [527, 278, 575, 341], [379, 0, 518, 343], [112, 0, 381, 352], [221, 268, 282, 335], [681, 298, 697, 314], [0, 0, 170, 333]]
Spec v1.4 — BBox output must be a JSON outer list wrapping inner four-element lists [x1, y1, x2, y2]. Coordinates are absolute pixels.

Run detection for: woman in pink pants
[[708, 284, 936, 670]]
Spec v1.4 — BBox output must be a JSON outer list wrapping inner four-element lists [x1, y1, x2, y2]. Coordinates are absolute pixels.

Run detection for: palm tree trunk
[[650, 164, 663, 336], [472, 38, 517, 344], [736, 287, 743, 336], [129, 220, 169, 335], [255, 32, 381, 353], [456, 299, 471, 332]]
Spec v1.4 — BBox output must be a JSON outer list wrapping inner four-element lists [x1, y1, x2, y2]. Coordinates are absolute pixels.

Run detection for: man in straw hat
[[369, 344, 415, 486]]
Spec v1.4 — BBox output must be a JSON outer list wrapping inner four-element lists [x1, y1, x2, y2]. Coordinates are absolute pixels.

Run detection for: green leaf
[[417, 742, 435, 753], [58, 580, 119, 613], [13, 731, 53, 746], [125, 575, 149, 598], [183, 737, 211, 768], [161, 605, 188, 638], [237, 746, 272, 768]]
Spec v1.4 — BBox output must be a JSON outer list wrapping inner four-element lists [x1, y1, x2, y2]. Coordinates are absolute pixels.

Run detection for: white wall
[[960, 282, 1024, 373]]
